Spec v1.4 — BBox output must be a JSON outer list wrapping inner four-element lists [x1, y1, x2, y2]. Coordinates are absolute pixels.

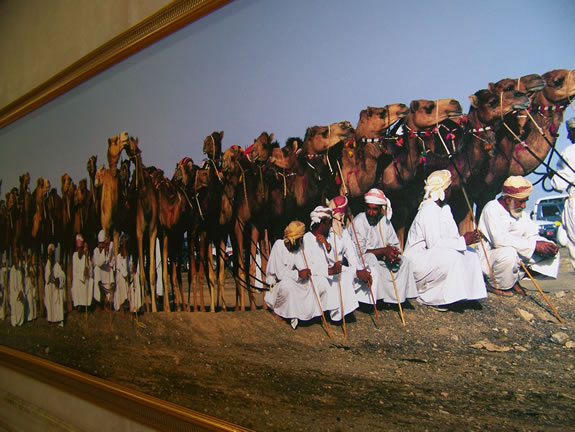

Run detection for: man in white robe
[[0, 254, 7, 321], [551, 117, 575, 271], [264, 220, 328, 329], [114, 235, 129, 311], [23, 251, 37, 321], [93, 230, 115, 308], [478, 176, 560, 295], [44, 243, 66, 325], [129, 257, 143, 313], [71, 234, 93, 309], [9, 250, 25, 327], [349, 189, 418, 305], [404, 170, 487, 309], [303, 205, 360, 322]]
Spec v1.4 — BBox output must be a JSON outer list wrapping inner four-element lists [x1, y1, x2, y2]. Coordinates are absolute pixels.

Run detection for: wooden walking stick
[[436, 129, 500, 291], [520, 261, 564, 324], [300, 247, 333, 339], [348, 215, 381, 324], [332, 234, 347, 338], [376, 223, 406, 326]]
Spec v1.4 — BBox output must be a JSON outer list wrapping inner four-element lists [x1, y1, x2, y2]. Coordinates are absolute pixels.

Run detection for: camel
[[222, 144, 270, 311], [124, 135, 161, 312], [505, 69, 575, 177], [60, 173, 77, 312], [338, 104, 410, 200], [247, 132, 276, 163], [96, 133, 129, 259], [302, 121, 354, 155], [18, 172, 33, 253], [6, 188, 22, 264]]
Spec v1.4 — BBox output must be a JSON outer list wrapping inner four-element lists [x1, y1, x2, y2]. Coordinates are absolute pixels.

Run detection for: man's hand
[[298, 268, 311, 281], [463, 230, 482, 245], [356, 268, 372, 285], [315, 234, 332, 252], [328, 261, 342, 276], [535, 240, 559, 257], [382, 245, 401, 264]]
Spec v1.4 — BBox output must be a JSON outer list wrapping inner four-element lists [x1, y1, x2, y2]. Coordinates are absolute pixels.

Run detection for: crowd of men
[[1, 119, 574, 329]]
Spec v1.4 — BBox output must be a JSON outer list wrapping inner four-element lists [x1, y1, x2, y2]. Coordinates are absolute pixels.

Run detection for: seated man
[[303, 204, 361, 322], [403, 170, 487, 310], [477, 176, 560, 296], [264, 221, 328, 330], [349, 188, 417, 306]]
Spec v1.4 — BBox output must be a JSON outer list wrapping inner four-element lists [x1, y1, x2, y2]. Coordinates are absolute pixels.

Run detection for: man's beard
[[509, 201, 523, 219]]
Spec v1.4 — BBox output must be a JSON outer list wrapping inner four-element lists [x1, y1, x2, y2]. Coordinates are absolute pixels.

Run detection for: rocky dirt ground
[[1, 251, 575, 431]]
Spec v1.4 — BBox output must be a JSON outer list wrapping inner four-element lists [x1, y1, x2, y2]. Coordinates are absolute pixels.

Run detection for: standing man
[[304, 204, 360, 322], [23, 250, 37, 321], [403, 170, 487, 310], [264, 220, 328, 330], [350, 189, 418, 307], [44, 243, 66, 326], [478, 176, 559, 295], [93, 230, 115, 309], [9, 249, 25, 327], [71, 234, 92, 311], [114, 234, 129, 311], [551, 117, 575, 272]]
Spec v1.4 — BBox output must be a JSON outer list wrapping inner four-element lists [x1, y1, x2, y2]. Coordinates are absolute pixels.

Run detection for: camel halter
[[193, 169, 205, 221]]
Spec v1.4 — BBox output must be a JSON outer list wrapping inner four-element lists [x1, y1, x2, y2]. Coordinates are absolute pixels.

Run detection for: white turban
[[566, 117, 575, 131], [98, 229, 107, 243], [423, 170, 452, 202], [502, 176, 532, 199], [364, 188, 393, 219], [47, 243, 56, 254], [75, 234, 84, 247], [310, 206, 332, 228]]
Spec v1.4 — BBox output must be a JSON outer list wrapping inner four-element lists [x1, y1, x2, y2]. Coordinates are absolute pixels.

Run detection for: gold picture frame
[[0, 0, 232, 129]]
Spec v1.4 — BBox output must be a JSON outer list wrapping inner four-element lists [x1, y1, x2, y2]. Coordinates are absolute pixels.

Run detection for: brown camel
[[338, 104, 410, 199], [96, 133, 128, 258], [18, 172, 33, 253], [124, 135, 161, 312]]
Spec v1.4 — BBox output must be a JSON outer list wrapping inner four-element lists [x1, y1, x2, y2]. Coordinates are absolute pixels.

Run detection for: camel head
[[173, 157, 195, 185], [469, 89, 530, 124], [61, 173, 73, 195], [7, 188, 18, 210], [87, 155, 97, 179], [408, 99, 463, 130], [203, 131, 224, 160], [74, 179, 88, 206], [124, 135, 141, 159], [303, 121, 354, 155], [19, 172, 30, 191], [270, 137, 302, 170], [222, 145, 247, 179], [107, 133, 128, 168], [489, 74, 545, 97], [249, 132, 276, 164], [355, 104, 410, 138], [541, 69, 575, 104], [192, 167, 210, 192], [94, 165, 106, 188]]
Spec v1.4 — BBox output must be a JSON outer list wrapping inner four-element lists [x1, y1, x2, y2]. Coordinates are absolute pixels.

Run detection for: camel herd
[[0, 68, 573, 315]]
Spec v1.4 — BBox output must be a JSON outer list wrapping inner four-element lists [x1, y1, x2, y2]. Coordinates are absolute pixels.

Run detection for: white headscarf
[[423, 170, 452, 202], [310, 206, 332, 228]]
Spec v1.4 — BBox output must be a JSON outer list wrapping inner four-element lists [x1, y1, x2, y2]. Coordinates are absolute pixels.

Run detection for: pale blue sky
[[1, 0, 574, 210]]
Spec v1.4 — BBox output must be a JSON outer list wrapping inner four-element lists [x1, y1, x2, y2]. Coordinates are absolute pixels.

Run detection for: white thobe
[[264, 239, 327, 321], [404, 201, 487, 305], [0, 265, 7, 320], [155, 238, 164, 296], [551, 143, 575, 270], [9, 265, 25, 327], [306, 230, 359, 321], [71, 252, 93, 307], [115, 254, 129, 310], [477, 199, 560, 290], [349, 213, 418, 304], [24, 263, 37, 321], [44, 260, 66, 323], [93, 243, 114, 303], [129, 258, 143, 312]]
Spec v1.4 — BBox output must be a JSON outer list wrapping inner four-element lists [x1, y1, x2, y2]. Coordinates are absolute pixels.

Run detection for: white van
[[530, 194, 569, 247]]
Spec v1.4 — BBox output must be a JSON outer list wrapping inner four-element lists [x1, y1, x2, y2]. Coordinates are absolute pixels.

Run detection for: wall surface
[[0, 0, 172, 108]]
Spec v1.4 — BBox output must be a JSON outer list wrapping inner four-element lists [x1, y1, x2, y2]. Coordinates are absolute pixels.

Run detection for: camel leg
[[234, 221, 246, 311], [188, 232, 197, 312], [162, 236, 170, 312], [149, 231, 158, 312], [247, 227, 259, 310], [137, 234, 151, 313], [66, 253, 74, 312], [217, 238, 228, 312], [259, 236, 269, 310], [197, 234, 208, 312], [206, 247, 217, 312]]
